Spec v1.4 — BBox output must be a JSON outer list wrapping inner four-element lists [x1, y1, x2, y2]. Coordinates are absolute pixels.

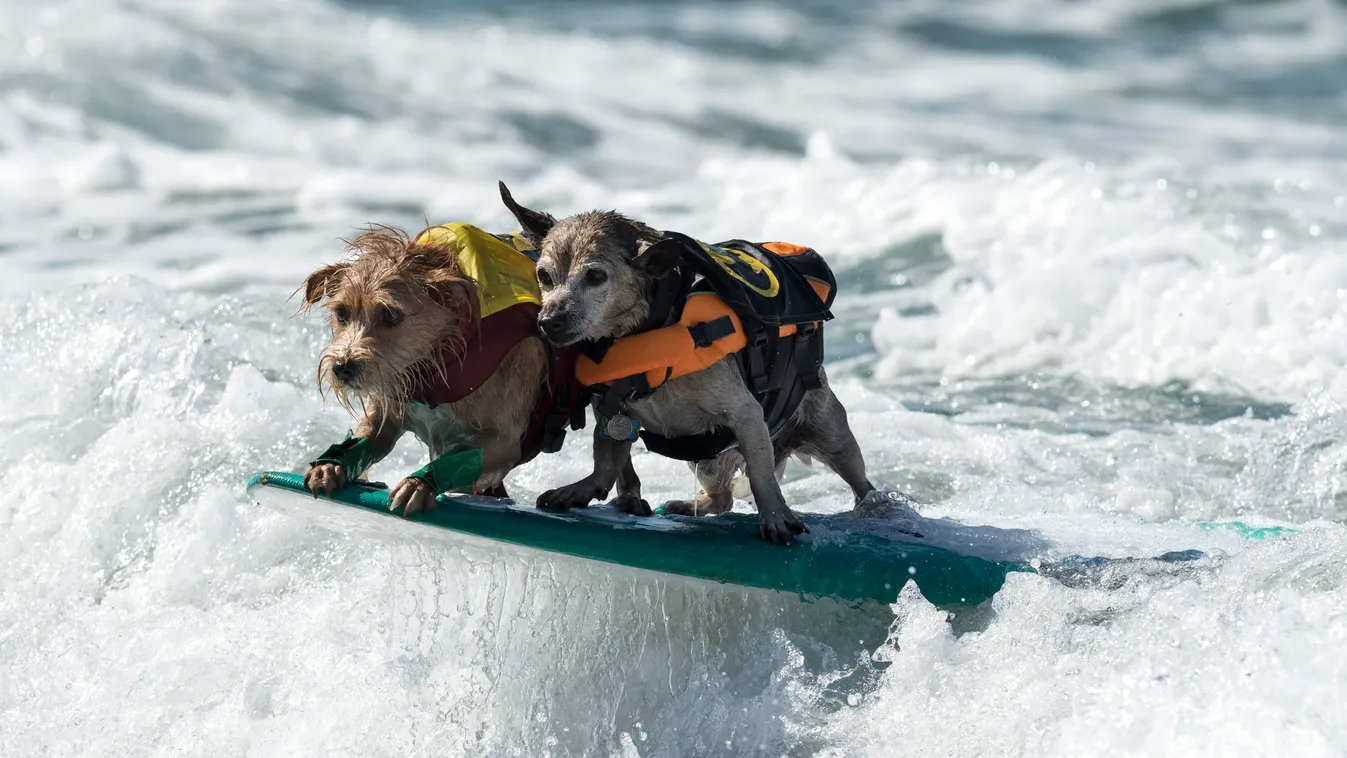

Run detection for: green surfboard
[[247, 471, 1035, 606]]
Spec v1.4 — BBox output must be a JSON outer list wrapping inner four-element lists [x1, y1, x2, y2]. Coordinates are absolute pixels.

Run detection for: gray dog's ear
[[627, 218, 663, 244], [499, 181, 556, 240], [632, 237, 681, 274]]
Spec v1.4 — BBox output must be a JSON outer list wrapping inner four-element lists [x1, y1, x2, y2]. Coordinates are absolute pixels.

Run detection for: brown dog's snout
[[332, 359, 360, 383]]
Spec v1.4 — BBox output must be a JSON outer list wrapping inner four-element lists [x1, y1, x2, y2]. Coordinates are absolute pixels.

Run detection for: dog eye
[[584, 269, 608, 286], [332, 305, 351, 325], [382, 308, 403, 327], [537, 268, 554, 289]]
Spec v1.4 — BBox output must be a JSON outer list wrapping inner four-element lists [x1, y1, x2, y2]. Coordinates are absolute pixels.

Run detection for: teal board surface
[[247, 472, 1030, 606]]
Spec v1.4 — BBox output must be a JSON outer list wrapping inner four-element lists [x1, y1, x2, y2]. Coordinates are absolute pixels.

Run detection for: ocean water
[[2, 0, 1346, 755]]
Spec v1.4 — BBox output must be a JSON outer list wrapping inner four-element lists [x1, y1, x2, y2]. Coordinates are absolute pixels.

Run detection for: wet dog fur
[[299, 225, 548, 515], [499, 182, 875, 544]]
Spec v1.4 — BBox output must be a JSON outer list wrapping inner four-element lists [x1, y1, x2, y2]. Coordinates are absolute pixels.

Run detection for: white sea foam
[[2, 0, 1346, 754]]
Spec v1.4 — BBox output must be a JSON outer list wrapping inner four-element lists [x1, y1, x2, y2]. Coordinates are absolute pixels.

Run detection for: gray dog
[[500, 182, 875, 544]]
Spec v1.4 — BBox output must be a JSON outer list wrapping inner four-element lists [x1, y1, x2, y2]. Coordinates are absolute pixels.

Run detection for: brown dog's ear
[[499, 181, 556, 240], [632, 237, 681, 274], [299, 263, 348, 310], [402, 237, 472, 308], [424, 265, 476, 310]]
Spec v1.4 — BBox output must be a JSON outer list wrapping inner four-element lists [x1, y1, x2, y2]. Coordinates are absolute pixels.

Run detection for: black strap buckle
[[687, 316, 736, 349], [794, 323, 823, 390], [569, 387, 590, 431], [594, 373, 650, 418], [747, 326, 769, 348], [740, 319, 770, 392], [538, 385, 574, 454]]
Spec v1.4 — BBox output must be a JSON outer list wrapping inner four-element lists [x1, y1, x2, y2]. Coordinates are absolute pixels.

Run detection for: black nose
[[332, 360, 359, 382], [537, 314, 567, 340]]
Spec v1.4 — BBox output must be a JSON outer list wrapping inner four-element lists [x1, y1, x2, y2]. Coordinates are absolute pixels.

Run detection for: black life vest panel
[[584, 233, 836, 462]]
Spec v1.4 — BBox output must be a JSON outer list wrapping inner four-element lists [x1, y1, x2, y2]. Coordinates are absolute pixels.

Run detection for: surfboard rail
[[247, 471, 1026, 607]]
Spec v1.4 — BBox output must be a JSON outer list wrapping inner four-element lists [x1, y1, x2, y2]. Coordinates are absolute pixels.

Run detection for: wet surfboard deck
[[246, 471, 1030, 607]]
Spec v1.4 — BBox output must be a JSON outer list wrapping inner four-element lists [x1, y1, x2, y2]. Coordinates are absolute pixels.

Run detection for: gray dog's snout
[[537, 313, 568, 340], [332, 360, 359, 382]]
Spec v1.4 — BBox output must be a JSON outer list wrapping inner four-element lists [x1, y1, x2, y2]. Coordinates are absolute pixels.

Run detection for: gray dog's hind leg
[[721, 390, 807, 544], [795, 379, 876, 504], [662, 451, 741, 517]]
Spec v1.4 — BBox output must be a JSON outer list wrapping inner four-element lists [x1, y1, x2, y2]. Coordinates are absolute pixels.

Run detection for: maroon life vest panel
[[408, 302, 541, 406], [407, 302, 588, 469]]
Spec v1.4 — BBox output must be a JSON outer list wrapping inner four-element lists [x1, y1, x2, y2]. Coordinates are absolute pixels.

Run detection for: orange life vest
[[576, 243, 831, 391], [578, 235, 837, 462]]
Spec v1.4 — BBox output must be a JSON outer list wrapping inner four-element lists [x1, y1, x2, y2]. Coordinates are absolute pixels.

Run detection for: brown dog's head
[[298, 226, 477, 410], [499, 181, 681, 347]]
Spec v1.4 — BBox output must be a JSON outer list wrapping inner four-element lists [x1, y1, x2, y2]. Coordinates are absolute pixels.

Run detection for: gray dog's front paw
[[610, 492, 652, 516], [536, 479, 607, 512], [758, 507, 809, 545]]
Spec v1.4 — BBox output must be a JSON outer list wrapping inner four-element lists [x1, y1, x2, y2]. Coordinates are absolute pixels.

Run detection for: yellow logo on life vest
[[700, 241, 779, 298], [497, 231, 536, 254]]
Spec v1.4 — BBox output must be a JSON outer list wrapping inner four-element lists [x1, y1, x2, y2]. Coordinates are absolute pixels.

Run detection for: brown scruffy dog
[[298, 225, 550, 515], [500, 184, 875, 544]]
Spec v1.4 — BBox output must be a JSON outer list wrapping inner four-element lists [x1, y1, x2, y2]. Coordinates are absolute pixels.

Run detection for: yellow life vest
[[406, 223, 586, 464], [415, 223, 540, 319]]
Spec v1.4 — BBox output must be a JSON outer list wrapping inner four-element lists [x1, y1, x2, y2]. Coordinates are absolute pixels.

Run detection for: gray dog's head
[[499, 181, 682, 346]]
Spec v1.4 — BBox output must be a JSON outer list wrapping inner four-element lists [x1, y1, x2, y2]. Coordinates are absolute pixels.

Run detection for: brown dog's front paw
[[758, 508, 809, 545], [388, 477, 438, 516], [304, 463, 347, 498], [536, 480, 606, 512], [611, 493, 652, 517]]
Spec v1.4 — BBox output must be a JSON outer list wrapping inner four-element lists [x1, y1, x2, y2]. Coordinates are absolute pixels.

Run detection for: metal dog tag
[[602, 413, 640, 442]]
